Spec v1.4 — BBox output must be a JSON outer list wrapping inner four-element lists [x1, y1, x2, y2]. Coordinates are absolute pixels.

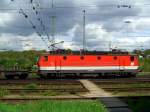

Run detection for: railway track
[[92, 77, 150, 84], [0, 77, 149, 85], [0, 97, 96, 102], [102, 87, 150, 92], [93, 81, 150, 84], [0, 79, 88, 98], [0, 79, 82, 85], [91, 77, 150, 94], [0, 76, 149, 102], [2, 88, 87, 93]]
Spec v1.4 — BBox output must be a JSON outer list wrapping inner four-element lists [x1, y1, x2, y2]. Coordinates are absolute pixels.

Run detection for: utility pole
[[51, 0, 55, 51], [51, 16, 56, 51], [52, 0, 54, 8], [109, 41, 112, 51], [83, 10, 86, 52]]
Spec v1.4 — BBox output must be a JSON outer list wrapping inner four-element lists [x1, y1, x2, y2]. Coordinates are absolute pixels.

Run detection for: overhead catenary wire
[[10, 0, 50, 50], [30, 0, 51, 41], [4, 2, 150, 9], [33, 0, 59, 51], [1, 2, 150, 12], [18, 8, 50, 49], [22, 0, 51, 50]]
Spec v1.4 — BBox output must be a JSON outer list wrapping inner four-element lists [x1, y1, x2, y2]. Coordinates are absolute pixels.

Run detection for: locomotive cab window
[[44, 56, 48, 61], [130, 56, 134, 61]]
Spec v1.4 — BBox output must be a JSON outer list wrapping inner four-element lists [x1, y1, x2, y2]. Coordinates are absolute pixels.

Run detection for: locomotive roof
[[40, 50, 132, 56]]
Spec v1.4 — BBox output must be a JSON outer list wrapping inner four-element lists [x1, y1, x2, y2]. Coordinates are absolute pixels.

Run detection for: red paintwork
[[37, 55, 139, 67]]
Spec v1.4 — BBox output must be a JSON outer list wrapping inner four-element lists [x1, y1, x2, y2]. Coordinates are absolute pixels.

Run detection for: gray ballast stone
[[108, 108, 133, 112], [99, 97, 133, 112], [100, 97, 128, 108]]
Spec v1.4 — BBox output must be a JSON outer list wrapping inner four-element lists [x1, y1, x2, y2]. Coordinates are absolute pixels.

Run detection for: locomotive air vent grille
[[80, 56, 84, 60], [97, 56, 101, 60], [114, 56, 117, 60], [63, 56, 67, 60]]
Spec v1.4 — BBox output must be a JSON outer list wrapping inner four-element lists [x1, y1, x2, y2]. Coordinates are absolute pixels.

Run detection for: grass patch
[[24, 83, 38, 90], [122, 97, 150, 112], [42, 91, 61, 96], [23, 83, 38, 94], [0, 100, 108, 112], [0, 87, 9, 97]]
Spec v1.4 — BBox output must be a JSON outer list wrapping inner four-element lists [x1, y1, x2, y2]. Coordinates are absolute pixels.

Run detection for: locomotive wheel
[[18, 74, 28, 79], [47, 73, 56, 79], [39, 74, 47, 79], [5, 74, 15, 79], [129, 73, 136, 78]]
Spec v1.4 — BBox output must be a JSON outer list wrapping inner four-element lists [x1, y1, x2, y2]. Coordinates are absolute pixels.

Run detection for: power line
[[51, 16, 56, 51], [10, 0, 52, 50], [18, 8, 49, 49], [1, 3, 150, 11], [30, 1, 50, 41], [83, 10, 86, 51]]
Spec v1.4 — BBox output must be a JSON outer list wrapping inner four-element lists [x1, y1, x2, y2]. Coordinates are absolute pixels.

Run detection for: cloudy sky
[[0, 0, 150, 51]]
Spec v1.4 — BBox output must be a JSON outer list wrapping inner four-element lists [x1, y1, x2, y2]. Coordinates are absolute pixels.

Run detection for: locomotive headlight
[[130, 62, 134, 66]]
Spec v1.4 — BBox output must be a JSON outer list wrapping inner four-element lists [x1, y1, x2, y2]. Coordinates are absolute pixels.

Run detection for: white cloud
[[124, 17, 150, 32], [0, 33, 48, 51], [0, 0, 150, 51], [0, 13, 13, 26], [71, 23, 150, 51]]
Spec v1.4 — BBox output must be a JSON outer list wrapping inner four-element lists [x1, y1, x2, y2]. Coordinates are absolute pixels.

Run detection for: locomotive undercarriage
[[38, 70, 137, 79], [1, 69, 137, 79]]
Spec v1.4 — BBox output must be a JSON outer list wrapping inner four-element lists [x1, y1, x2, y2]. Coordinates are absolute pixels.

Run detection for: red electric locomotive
[[37, 50, 139, 78]]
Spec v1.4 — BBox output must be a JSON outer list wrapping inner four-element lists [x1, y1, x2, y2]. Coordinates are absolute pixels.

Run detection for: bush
[[0, 87, 9, 97], [0, 50, 45, 70], [140, 58, 150, 72]]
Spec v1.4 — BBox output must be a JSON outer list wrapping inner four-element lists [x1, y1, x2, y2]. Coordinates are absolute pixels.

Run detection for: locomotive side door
[[54, 56, 61, 72], [119, 56, 125, 70]]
